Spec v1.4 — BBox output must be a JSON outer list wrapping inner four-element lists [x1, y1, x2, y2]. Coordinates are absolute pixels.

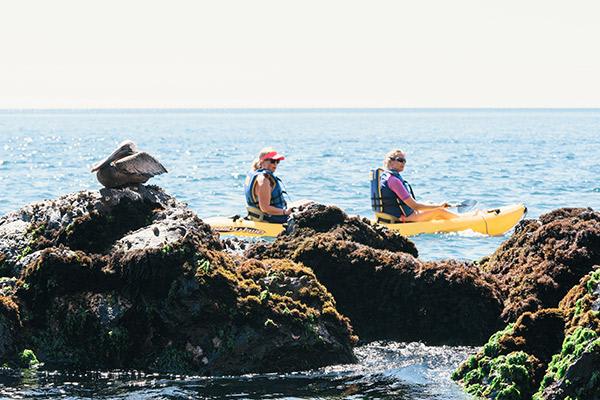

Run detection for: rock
[[0, 186, 356, 374], [453, 268, 600, 399], [220, 237, 248, 253], [0, 296, 21, 361], [246, 205, 503, 344], [534, 268, 600, 400], [481, 208, 600, 322], [451, 309, 565, 399], [0, 277, 17, 297], [274, 203, 418, 257], [452, 209, 600, 398], [541, 338, 600, 400], [0, 185, 222, 278]]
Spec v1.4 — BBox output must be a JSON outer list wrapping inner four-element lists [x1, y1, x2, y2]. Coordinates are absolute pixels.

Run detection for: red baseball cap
[[260, 151, 285, 161]]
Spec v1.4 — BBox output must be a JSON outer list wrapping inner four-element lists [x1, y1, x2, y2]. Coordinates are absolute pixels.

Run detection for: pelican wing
[[114, 152, 168, 177]]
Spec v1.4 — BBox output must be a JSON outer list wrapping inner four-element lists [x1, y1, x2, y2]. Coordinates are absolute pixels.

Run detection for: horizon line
[[1, 107, 600, 112]]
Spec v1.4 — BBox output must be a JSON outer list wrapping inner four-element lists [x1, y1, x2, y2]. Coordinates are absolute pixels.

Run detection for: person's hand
[[284, 208, 292, 216]]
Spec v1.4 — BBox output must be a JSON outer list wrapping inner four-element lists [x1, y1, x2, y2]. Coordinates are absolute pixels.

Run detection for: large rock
[[246, 204, 504, 344], [453, 208, 600, 399], [1, 186, 357, 374], [271, 203, 419, 257], [0, 185, 219, 276], [481, 208, 600, 321]]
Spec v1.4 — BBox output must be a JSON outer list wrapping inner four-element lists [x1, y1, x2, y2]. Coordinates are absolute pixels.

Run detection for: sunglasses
[[265, 158, 280, 164], [390, 157, 406, 163]]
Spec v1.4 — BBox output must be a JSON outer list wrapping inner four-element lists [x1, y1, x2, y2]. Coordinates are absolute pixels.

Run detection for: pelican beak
[[91, 145, 129, 172], [91, 156, 110, 172]]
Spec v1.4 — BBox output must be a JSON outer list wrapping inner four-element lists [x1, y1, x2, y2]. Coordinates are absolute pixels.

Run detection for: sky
[[1, 0, 599, 109]]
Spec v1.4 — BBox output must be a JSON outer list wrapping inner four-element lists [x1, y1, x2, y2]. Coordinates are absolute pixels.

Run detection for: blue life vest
[[244, 169, 288, 223], [370, 168, 415, 218]]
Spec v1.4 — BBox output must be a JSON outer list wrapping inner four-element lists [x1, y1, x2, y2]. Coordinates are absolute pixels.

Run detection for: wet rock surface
[[246, 203, 504, 344], [0, 187, 356, 374]]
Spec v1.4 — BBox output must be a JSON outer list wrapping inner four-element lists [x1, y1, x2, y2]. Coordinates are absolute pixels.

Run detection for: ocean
[[0, 109, 598, 398]]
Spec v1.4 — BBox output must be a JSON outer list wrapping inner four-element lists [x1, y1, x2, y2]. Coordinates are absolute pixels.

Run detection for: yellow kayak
[[377, 203, 527, 236], [205, 216, 286, 237], [205, 204, 527, 238]]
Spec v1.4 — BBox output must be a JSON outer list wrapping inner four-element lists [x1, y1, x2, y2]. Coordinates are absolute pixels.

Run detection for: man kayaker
[[371, 149, 457, 223], [244, 147, 291, 223]]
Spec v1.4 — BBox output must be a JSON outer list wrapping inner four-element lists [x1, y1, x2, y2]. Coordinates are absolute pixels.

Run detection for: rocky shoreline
[[0, 186, 598, 399]]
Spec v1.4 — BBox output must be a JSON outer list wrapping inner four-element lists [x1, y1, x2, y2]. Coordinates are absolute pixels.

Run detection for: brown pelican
[[91, 140, 167, 188]]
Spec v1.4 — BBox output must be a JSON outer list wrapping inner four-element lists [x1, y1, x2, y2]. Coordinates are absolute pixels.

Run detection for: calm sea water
[[1, 109, 599, 260], [0, 109, 599, 399]]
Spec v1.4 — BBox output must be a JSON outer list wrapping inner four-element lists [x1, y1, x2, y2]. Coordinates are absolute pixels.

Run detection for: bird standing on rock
[[91, 140, 167, 188]]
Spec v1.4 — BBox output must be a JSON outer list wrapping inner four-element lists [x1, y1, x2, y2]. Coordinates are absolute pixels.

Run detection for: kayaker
[[371, 149, 457, 223], [244, 147, 291, 223]]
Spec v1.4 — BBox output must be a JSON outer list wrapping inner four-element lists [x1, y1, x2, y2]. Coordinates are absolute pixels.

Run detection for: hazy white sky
[[1, 0, 599, 108]]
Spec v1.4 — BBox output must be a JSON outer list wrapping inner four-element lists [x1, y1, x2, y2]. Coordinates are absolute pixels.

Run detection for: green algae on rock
[[0, 186, 357, 374], [534, 327, 599, 400], [533, 268, 600, 400], [18, 349, 39, 368], [452, 310, 565, 399], [454, 268, 600, 399]]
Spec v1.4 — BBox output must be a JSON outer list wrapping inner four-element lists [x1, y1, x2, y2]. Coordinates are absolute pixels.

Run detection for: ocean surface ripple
[[1, 109, 598, 260], [0, 342, 474, 399]]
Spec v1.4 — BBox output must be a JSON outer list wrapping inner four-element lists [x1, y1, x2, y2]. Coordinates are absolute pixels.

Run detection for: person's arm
[[255, 175, 291, 216], [403, 197, 449, 211], [388, 176, 448, 211]]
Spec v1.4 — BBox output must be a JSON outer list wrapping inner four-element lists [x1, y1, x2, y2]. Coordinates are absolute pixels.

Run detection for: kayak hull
[[205, 216, 286, 237], [378, 204, 527, 236], [206, 204, 527, 238]]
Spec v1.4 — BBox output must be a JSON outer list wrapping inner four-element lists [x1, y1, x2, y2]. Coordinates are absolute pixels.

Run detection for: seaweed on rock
[[481, 208, 600, 322], [0, 187, 356, 374], [0, 295, 21, 361], [454, 268, 600, 400], [249, 223, 504, 344], [249, 203, 418, 258]]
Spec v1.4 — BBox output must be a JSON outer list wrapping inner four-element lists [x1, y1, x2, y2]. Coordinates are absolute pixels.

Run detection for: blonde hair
[[252, 147, 277, 171], [383, 149, 406, 169]]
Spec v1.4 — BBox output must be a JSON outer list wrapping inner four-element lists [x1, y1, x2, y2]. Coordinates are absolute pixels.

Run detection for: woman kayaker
[[371, 149, 457, 223], [244, 147, 291, 223]]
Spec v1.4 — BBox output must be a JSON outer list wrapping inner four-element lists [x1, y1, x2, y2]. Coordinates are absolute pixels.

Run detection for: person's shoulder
[[256, 173, 269, 183]]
